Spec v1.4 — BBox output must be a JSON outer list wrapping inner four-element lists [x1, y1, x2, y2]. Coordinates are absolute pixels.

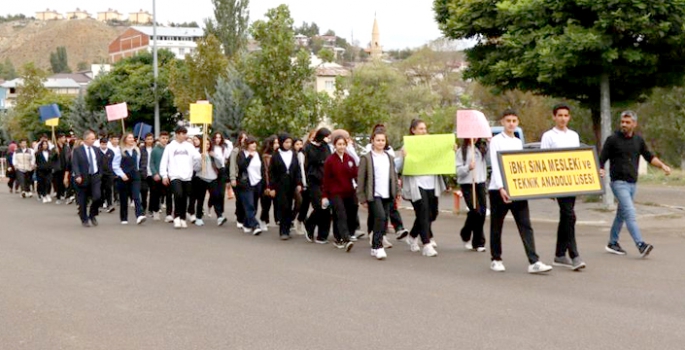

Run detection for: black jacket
[[99, 148, 115, 176], [35, 150, 56, 172], [600, 130, 654, 183], [304, 142, 330, 187], [139, 145, 152, 178], [236, 151, 265, 189], [71, 144, 105, 187], [269, 150, 301, 193]]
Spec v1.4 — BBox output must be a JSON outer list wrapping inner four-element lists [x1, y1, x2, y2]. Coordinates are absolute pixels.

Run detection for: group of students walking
[[4, 104, 670, 272]]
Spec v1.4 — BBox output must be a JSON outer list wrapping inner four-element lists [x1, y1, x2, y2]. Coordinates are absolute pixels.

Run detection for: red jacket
[[323, 152, 358, 199]]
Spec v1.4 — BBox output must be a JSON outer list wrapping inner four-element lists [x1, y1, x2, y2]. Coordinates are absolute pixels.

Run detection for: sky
[[9, 0, 445, 49]]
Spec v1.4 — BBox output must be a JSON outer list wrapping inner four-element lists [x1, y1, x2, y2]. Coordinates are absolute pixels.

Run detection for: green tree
[[169, 34, 228, 114], [295, 21, 319, 37], [635, 86, 685, 168], [204, 0, 250, 57], [76, 61, 89, 71], [0, 59, 18, 80], [434, 0, 685, 147], [318, 48, 335, 63], [86, 50, 177, 131], [66, 94, 109, 136], [49, 46, 71, 73], [244, 5, 322, 137], [210, 63, 253, 140]]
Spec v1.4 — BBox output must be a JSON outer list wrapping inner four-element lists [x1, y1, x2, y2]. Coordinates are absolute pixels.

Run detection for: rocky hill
[[0, 19, 126, 72]]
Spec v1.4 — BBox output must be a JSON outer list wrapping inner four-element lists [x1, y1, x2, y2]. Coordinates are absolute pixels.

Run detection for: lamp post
[[153, 0, 160, 138]]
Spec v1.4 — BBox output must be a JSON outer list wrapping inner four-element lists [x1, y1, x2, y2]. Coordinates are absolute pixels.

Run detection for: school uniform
[[236, 150, 265, 230], [456, 143, 488, 249], [113, 147, 144, 222], [99, 147, 116, 209], [35, 149, 55, 198], [139, 145, 154, 215], [323, 152, 358, 244], [358, 150, 398, 250], [304, 142, 331, 240], [269, 148, 301, 238]]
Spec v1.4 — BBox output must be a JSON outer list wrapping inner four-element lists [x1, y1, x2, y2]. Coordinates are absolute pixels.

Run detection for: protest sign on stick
[[457, 110, 493, 207], [106, 102, 129, 132], [402, 134, 456, 176], [190, 102, 214, 172]]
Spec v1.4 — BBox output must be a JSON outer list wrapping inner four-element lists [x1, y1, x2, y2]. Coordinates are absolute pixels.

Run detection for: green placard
[[402, 134, 456, 175]]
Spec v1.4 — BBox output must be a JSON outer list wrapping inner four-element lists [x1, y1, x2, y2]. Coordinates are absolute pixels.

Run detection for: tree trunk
[[600, 73, 614, 208], [591, 108, 601, 149]]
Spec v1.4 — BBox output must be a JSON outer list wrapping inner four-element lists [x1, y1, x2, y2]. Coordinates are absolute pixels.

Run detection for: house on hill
[[66, 8, 92, 20], [36, 9, 63, 21], [129, 10, 153, 24], [108, 26, 204, 62], [98, 9, 125, 22]]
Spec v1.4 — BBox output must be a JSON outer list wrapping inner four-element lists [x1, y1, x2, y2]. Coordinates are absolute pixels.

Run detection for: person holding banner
[[488, 110, 552, 274], [112, 133, 147, 225], [395, 119, 443, 257], [540, 104, 586, 270], [71, 130, 104, 227], [160, 126, 202, 229], [210, 132, 230, 226], [12, 139, 36, 198], [599, 110, 671, 258], [456, 138, 488, 252]]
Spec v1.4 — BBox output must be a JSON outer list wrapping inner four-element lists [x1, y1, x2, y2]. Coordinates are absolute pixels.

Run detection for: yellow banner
[[403, 134, 456, 175], [189, 103, 213, 124], [498, 147, 603, 200], [45, 118, 59, 127]]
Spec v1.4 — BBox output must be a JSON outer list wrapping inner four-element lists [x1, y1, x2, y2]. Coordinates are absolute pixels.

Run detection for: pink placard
[[456, 110, 492, 139], [106, 102, 129, 121]]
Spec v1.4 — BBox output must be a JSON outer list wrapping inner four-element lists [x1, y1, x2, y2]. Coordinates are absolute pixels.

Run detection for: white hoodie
[[159, 140, 201, 181]]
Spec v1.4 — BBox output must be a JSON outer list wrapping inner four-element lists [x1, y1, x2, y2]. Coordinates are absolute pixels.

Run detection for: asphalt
[[1, 186, 684, 350]]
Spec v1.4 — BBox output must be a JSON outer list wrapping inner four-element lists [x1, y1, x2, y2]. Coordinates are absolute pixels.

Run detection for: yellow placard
[[498, 147, 604, 200], [403, 134, 456, 175], [45, 118, 59, 127], [189, 103, 213, 124]]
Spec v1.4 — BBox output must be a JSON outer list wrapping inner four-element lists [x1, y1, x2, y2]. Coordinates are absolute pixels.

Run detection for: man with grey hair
[[71, 130, 105, 227], [599, 110, 671, 257]]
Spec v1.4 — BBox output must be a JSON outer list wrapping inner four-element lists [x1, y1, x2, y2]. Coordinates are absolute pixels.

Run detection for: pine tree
[[205, 0, 250, 58], [210, 65, 253, 140], [67, 94, 108, 136], [49, 47, 71, 73]]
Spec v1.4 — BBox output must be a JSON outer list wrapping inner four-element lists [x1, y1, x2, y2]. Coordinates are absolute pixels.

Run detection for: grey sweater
[[456, 145, 488, 184]]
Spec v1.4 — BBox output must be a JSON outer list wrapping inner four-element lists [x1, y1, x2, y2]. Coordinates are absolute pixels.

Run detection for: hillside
[[0, 19, 126, 72]]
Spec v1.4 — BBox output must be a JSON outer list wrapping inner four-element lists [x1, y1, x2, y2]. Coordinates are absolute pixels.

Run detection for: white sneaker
[[253, 227, 263, 236], [180, 220, 188, 229], [165, 215, 174, 223], [173, 217, 181, 229], [382, 236, 393, 249], [373, 248, 387, 260], [259, 220, 268, 232], [406, 237, 420, 252], [195, 219, 205, 226], [42, 197, 48, 203], [153, 212, 160, 221], [136, 216, 146, 225], [27, 192, 33, 198], [121, 221, 129, 225], [46, 195, 52, 202], [528, 261, 553, 274], [422, 244, 438, 257], [430, 238, 438, 248], [464, 241, 473, 250], [243, 227, 253, 234], [490, 260, 506, 272], [188, 214, 197, 223], [294, 221, 304, 235], [237, 222, 244, 229], [217, 216, 227, 226], [476, 247, 487, 253]]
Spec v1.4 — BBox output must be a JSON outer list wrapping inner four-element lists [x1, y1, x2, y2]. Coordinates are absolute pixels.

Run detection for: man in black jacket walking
[[99, 138, 116, 213], [72, 130, 105, 227]]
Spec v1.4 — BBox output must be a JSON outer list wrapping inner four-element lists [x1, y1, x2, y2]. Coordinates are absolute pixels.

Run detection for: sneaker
[[333, 241, 346, 249], [345, 241, 354, 252], [188, 214, 197, 223], [55, 200, 63, 205], [27, 192, 33, 198], [21, 192, 26, 198], [46, 195, 52, 202], [572, 257, 587, 271], [373, 248, 387, 260], [490, 260, 506, 272], [195, 219, 205, 227], [106, 206, 115, 213], [430, 239, 438, 248], [476, 247, 487, 253], [605, 243, 627, 255], [354, 231, 366, 240], [305, 226, 314, 243], [180, 220, 188, 229], [173, 218, 181, 229], [153, 212, 160, 221], [528, 261, 553, 274], [121, 221, 129, 225], [280, 234, 291, 240], [165, 215, 174, 223], [259, 220, 268, 232], [422, 244, 438, 257], [243, 227, 253, 234], [253, 227, 263, 236], [638, 243, 654, 258], [237, 222, 244, 229], [315, 238, 329, 244], [395, 228, 409, 240], [42, 197, 48, 203], [552, 256, 573, 269], [382, 236, 393, 249], [217, 216, 227, 226], [406, 237, 420, 252], [67, 196, 75, 205], [147, 212, 154, 218], [136, 216, 146, 225], [294, 221, 305, 235], [464, 241, 473, 250], [349, 235, 358, 242]]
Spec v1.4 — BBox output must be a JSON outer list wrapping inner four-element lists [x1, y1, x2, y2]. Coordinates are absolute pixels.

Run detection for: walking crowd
[[3, 104, 671, 273]]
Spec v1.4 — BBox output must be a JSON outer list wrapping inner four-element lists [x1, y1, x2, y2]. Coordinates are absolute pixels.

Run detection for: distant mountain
[[0, 18, 126, 72]]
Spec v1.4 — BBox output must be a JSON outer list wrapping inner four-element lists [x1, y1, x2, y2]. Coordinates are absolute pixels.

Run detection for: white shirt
[[245, 151, 262, 186], [415, 175, 436, 190], [540, 127, 580, 149], [146, 146, 153, 176], [41, 151, 49, 162], [279, 149, 293, 169], [364, 144, 395, 157], [159, 140, 201, 181], [86, 146, 99, 174], [488, 132, 523, 190], [371, 151, 390, 198]]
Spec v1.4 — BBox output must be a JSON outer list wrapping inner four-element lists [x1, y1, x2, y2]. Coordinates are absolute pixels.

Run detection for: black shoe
[[638, 243, 654, 258], [605, 242, 626, 255], [345, 241, 354, 252], [396, 228, 409, 240], [305, 225, 314, 243], [333, 240, 345, 249], [90, 217, 99, 227], [82, 221, 91, 228], [106, 206, 115, 213]]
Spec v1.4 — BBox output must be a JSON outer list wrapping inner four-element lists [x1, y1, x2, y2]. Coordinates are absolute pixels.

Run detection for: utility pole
[[153, 0, 160, 138]]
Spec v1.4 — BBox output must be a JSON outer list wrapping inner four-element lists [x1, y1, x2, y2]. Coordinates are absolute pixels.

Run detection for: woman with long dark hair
[[268, 133, 302, 240], [292, 138, 305, 234], [35, 140, 55, 203], [304, 128, 332, 243], [295, 129, 317, 234], [456, 138, 488, 252], [236, 137, 264, 235], [192, 133, 228, 226], [395, 119, 446, 257], [322, 134, 357, 252], [229, 132, 249, 228], [259, 135, 280, 230], [188, 135, 204, 224], [113, 133, 146, 225]]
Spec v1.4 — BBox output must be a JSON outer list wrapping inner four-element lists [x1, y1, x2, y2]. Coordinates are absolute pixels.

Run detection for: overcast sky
[[8, 1, 444, 49]]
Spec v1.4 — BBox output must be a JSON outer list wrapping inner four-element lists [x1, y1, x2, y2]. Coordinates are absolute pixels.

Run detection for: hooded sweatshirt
[[159, 140, 201, 181]]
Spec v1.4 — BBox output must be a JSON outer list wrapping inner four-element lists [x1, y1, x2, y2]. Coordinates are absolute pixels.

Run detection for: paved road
[[1, 191, 684, 350]]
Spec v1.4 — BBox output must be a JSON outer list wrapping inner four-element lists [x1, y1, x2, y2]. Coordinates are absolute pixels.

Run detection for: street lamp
[[153, 0, 160, 138]]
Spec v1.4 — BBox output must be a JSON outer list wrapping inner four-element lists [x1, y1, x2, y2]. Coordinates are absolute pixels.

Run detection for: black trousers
[[101, 175, 114, 207], [16, 171, 32, 193], [36, 169, 52, 197], [191, 179, 224, 220], [234, 185, 245, 224], [488, 190, 539, 264], [556, 197, 579, 258], [409, 188, 438, 245], [150, 178, 172, 216], [297, 188, 311, 222], [369, 197, 392, 249], [367, 197, 405, 234], [260, 193, 280, 224], [188, 176, 203, 217], [305, 184, 331, 240], [76, 174, 102, 223], [117, 177, 143, 221], [52, 170, 66, 199], [460, 183, 487, 248], [140, 176, 153, 213], [330, 195, 357, 243], [171, 179, 192, 220], [276, 189, 296, 236]]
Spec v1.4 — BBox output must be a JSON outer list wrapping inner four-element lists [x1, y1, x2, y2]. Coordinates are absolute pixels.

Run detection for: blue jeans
[[238, 184, 261, 229], [609, 181, 644, 246]]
